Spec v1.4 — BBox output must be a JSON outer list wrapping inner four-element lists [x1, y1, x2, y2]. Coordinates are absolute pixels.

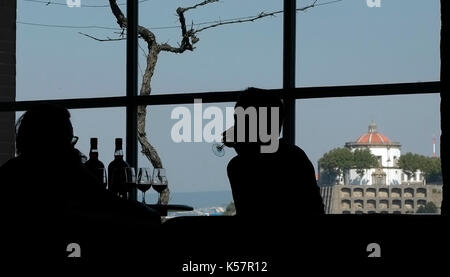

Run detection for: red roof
[[354, 122, 391, 145], [356, 132, 391, 144]]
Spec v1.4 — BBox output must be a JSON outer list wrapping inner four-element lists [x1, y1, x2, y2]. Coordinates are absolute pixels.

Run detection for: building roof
[[347, 122, 400, 147], [356, 123, 390, 144]]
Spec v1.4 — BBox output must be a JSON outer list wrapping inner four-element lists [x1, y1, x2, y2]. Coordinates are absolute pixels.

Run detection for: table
[[147, 204, 193, 216]]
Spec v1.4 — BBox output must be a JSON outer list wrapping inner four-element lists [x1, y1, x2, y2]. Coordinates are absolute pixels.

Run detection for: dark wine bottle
[[107, 138, 129, 198], [84, 138, 106, 188]]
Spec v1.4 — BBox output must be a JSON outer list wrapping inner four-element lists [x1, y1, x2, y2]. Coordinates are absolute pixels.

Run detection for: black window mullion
[[0, 82, 440, 112], [283, 0, 296, 145], [126, 0, 139, 200]]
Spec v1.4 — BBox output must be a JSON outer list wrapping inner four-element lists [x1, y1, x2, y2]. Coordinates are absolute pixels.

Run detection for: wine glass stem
[[142, 192, 146, 204]]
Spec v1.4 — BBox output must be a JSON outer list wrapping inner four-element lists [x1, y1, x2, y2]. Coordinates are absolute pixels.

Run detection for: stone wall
[[320, 184, 443, 214]]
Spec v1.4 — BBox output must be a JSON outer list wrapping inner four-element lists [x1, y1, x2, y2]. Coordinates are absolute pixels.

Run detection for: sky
[[14, 0, 441, 193]]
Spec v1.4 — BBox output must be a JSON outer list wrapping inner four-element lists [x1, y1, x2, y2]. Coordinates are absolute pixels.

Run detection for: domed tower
[[345, 122, 402, 185]]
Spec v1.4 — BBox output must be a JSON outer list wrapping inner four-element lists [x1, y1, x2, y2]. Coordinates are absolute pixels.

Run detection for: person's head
[[16, 104, 75, 158], [223, 87, 284, 154]]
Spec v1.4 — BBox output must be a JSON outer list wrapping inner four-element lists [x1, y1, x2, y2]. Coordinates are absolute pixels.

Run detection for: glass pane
[[17, 1, 126, 100], [296, 94, 442, 214], [69, 108, 127, 162], [17, 0, 283, 99], [136, 103, 235, 216], [295, 0, 440, 86], [138, 0, 282, 94]]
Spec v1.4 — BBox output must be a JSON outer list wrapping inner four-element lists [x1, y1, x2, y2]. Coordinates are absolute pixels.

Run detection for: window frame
[[0, 0, 445, 213]]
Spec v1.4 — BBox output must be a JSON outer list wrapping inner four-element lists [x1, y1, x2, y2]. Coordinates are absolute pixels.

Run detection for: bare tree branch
[[159, 0, 220, 53], [158, 43, 189, 53], [108, 0, 156, 45], [177, 0, 219, 13], [108, 0, 169, 204], [194, 0, 322, 34], [79, 32, 126, 42]]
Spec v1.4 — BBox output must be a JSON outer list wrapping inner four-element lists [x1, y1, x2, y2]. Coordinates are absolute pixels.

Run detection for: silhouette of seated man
[[224, 88, 324, 218], [0, 104, 160, 257]]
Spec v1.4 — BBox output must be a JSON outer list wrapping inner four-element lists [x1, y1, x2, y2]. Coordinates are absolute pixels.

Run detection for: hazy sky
[[15, 0, 441, 193]]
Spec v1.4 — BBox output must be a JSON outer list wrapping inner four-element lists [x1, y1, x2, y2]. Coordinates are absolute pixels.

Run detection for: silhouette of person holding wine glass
[[223, 88, 325, 218], [0, 104, 160, 259]]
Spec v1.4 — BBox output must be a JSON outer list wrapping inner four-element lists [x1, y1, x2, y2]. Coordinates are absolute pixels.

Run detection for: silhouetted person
[[0, 104, 160, 260], [224, 88, 324, 218]]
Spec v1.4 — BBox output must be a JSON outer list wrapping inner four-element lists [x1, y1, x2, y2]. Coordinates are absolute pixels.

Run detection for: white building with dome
[[318, 123, 440, 214], [340, 122, 424, 186]]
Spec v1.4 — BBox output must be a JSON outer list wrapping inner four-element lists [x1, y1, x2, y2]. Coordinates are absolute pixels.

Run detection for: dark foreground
[[4, 214, 448, 273]]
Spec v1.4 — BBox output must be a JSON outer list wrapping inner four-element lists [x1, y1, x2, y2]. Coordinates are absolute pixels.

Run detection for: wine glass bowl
[[124, 167, 136, 195], [137, 168, 152, 204], [212, 143, 226, 157], [152, 168, 168, 204]]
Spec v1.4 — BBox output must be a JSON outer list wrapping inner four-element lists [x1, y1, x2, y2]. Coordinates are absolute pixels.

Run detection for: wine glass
[[123, 167, 136, 198], [212, 143, 225, 157], [152, 168, 168, 204], [137, 168, 152, 204]]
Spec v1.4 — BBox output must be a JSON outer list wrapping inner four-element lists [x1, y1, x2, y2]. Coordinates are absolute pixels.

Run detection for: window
[[297, 94, 441, 189], [143, 0, 283, 94], [136, 104, 234, 213], [354, 199, 364, 210], [379, 200, 389, 209], [69, 108, 127, 160], [17, 0, 126, 100], [296, 0, 440, 87], [405, 200, 414, 210], [367, 200, 376, 209], [417, 188, 427, 198], [0, 0, 444, 217], [366, 188, 376, 198], [341, 200, 351, 209], [392, 199, 402, 209], [392, 188, 402, 198]]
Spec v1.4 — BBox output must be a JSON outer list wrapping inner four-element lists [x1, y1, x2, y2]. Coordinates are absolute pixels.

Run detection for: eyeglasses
[[71, 136, 79, 146]]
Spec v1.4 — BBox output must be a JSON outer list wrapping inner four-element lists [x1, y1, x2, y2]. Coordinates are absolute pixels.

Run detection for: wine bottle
[[107, 138, 129, 198], [84, 138, 106, 188]]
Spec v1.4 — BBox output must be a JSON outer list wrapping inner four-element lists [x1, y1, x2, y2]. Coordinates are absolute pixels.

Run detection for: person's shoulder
[[226, 154, 254, 176], [279, 140, 309, 159], [227, 155, 241, 173]]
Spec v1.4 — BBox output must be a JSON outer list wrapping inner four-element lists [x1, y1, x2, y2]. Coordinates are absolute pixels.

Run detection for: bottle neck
[[89, 138, 99, 161], [114, 149, 123, 159], [114, 139, 124, 160], [89, 149, 99, 160]]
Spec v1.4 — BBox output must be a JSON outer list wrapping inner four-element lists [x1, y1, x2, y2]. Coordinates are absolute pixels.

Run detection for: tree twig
[[79, 32, 126, 42], [177, 0, 219, 13], [194, 0, 324, 34]]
